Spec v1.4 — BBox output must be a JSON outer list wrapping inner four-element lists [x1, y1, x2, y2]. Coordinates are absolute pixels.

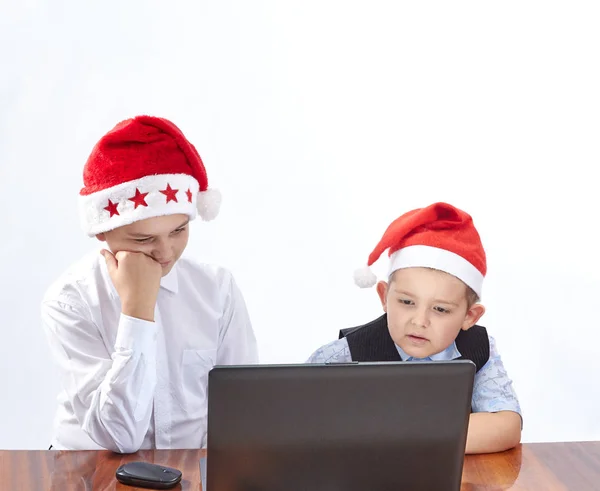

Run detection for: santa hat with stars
[[353, 202, 487, 298], [78, 115, 221, 236]]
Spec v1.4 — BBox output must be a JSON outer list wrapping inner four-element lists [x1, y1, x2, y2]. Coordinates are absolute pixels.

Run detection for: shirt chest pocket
[[179, 349, 217, 417]]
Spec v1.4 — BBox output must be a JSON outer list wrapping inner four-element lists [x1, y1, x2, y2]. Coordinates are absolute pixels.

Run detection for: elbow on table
[[495, 411, 523, 452], [85, 425, 145, 455]]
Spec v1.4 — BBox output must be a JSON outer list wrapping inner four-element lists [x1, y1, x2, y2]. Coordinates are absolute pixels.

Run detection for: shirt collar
[[395, 341, 462, 361]]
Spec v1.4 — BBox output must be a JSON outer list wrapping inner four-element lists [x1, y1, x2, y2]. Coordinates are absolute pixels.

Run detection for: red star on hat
[[186, 188, 193, 203], [129, 188, 149, 209], [160, 183, 179, 203], [104, 199, 120, 217]]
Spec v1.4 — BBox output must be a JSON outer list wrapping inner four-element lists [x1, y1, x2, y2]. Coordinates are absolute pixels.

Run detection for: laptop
[[205, 360, 475, 491]]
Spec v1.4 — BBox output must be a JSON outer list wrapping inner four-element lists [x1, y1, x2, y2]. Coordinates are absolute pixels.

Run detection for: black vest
[[339, 314, 490, 372]]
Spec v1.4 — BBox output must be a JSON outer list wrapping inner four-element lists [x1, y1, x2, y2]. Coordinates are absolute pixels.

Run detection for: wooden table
[[1, 442, 599, 490]]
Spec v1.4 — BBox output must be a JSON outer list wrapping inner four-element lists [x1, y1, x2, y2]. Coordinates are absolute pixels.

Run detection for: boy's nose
[[151, 241, 171, 262], [411, 308, 431, 328]]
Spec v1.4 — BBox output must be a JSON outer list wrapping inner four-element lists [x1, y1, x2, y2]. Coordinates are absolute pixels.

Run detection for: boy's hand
[[101, 250, 162, 322]]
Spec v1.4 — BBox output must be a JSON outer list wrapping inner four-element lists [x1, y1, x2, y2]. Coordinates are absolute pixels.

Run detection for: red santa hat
[[353, 202, 487, 297], [79, 115, 221, 236]]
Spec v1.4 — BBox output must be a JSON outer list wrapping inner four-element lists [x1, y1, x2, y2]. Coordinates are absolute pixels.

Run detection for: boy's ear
[[96, 233, 106, 242], [376, 281, 389, 312], [461, 303, 486, 331]]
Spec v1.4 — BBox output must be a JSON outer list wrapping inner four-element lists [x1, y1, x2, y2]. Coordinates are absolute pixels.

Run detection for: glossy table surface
[[1, 441, 599, 490]]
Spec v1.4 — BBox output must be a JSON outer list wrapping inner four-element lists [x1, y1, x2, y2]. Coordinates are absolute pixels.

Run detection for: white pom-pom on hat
[[353, 265, 377, 288], [197, 188, 222, 221]]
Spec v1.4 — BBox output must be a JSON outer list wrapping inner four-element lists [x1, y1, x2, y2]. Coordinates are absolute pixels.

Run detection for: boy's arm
[[306, 338, 353, 363], [42, 251, 162, 453], [466, 335, 522, 454], [42, 298, 157, 454], [466, 411, 522, 454], [216, 272, 259, 365]]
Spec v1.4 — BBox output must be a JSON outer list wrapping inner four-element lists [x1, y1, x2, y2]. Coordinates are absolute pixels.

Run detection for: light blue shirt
[[306, 336, 522, 417]]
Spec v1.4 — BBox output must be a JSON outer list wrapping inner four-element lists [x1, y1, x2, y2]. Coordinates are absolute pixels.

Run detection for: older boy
[[42, 116, 258, 453], [307, 202, 521, 454]]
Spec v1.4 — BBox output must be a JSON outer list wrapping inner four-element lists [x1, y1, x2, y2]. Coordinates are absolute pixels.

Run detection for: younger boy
[[42, 116, 258, 453], [307, 202, 521, 454]]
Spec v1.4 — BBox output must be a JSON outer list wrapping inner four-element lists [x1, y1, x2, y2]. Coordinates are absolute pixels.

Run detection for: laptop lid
[[206, 360, 475, 491]]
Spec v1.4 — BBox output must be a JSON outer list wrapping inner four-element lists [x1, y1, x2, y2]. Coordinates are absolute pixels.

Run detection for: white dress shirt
[[42, 249, 258, 453]]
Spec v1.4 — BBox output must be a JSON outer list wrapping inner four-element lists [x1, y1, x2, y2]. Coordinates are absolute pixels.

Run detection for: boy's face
[[97, 214, 190, 277], [377, 267, 485, 359]]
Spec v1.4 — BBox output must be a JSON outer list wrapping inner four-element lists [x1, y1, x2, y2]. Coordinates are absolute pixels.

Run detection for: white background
[[1, 0, 599, 449]]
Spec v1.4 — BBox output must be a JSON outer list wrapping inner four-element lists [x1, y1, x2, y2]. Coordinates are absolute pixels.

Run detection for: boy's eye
[[434, 306, 450, 314], [134, 238, 152, 243], [398, 299, 413, 305]]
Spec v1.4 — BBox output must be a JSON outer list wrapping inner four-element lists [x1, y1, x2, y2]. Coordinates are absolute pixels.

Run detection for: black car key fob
[[115, 461, 182, 489]]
